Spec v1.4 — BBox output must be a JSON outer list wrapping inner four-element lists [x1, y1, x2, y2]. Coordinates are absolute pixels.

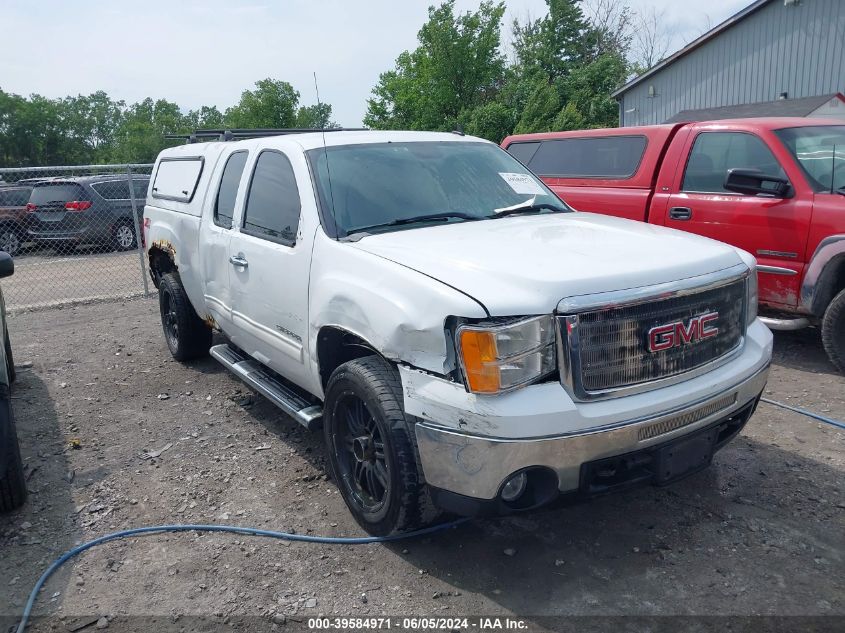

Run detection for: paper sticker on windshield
[[499, 172, 545, 195]]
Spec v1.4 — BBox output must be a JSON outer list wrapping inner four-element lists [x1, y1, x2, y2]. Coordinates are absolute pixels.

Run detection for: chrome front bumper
[[414, 363, 770, 501]]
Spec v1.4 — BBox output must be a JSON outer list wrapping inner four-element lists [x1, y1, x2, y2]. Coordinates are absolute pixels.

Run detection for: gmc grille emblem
[[647, 312, 719, 353]]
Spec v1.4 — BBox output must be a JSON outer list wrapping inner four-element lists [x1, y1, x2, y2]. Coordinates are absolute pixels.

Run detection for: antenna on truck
[[313, 72, 339, 240]]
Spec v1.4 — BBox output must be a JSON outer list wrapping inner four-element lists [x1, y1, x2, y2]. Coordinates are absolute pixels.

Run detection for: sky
[[1, 0, 749, 127]]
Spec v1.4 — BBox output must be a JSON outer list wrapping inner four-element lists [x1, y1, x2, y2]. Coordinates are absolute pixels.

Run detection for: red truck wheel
[[822, 288, 845, 374]]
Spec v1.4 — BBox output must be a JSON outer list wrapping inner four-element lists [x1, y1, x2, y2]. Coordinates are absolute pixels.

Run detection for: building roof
[[612, 0, 774, 99], [665, 94, 845, 123]]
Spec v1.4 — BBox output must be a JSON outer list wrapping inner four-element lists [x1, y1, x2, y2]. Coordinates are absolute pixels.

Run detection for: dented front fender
[[307, 232, 487, 391]]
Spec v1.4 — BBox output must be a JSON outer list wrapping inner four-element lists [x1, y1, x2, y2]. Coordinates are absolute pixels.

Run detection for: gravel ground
[[0, 297, 842, 632]]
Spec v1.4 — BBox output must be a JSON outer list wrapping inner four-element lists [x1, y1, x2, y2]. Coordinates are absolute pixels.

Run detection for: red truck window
[[506, 136, 647, 179], [507, 141, 541, 165], [773, 125, 845, 193], [682, 132, 785, 193]]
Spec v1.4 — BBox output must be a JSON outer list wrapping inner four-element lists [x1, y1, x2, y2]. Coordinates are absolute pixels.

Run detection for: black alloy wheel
[[157, 273, 211, 361], [160, 285, 180, 353], [333, 392, 390, 511], [323, 356, 439, 535]]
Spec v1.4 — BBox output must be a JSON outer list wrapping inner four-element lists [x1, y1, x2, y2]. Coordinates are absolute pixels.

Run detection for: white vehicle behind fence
[[143, 128, 773, 535]]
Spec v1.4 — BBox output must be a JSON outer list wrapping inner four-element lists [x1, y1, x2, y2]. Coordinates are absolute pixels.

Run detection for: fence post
[[127, 167, 150, 296]]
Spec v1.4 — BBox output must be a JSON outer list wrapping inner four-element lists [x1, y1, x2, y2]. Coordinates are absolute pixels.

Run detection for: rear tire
[[323, 355, 439, 536], [113, 222, 137, 251], [158, 273, 212, 361], [822, 288, 845, 374], [0, 227, 21, 257], [0, 398, 27, 512]]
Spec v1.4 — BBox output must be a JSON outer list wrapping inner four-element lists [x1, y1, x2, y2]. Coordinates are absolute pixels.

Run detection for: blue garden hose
[[761, 397, 845, 430], [13, 519, 469, 633]]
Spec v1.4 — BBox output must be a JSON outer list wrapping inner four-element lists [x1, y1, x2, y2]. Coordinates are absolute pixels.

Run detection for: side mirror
[[724, 168, 792, 198], [0, 252, 14, 279]]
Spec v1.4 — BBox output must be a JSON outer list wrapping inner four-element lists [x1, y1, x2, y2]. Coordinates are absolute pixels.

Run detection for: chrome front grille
[[557, 268, 748, 400]]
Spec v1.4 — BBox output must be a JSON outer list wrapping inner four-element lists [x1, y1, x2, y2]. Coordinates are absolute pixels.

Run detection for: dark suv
[[26, 175, 149, 251], [0, 185, 34, 256]]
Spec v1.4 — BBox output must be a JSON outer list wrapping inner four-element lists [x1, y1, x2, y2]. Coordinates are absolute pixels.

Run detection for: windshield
[[307, 141, 568, 236], [774, 125, 845, 193]]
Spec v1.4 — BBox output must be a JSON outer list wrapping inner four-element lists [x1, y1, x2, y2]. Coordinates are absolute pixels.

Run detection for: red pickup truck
[[502, 118, 845, 372]]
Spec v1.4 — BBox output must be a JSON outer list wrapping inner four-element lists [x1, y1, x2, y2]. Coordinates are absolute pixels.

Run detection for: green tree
[[111, 98, 187, 163], [0, 78, 337, 167], [0, 89, 30, 166], [551, 101, 585, 131], [460, 101, 515, 142], [225, 79, 300, 129], [364, 1, 507, 131], [294, 103, 337, 129], [511, 0, 591, 82], [186, 105, 225, 130], [557, 53, 627, 129], [507, 0, 630, 133], [513, 79, 560, 134], [5, 92, 78, 166], [63, 91, 125, 163]]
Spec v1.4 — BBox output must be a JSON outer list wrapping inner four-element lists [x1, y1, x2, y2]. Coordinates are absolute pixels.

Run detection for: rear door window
[[92, 180, 131, 200], [242, 151, 300, 245], [152, 158, 204, 202], [214, 151, 249, 229], [510, 136, 647, 178], [682, 132, 785, 193]]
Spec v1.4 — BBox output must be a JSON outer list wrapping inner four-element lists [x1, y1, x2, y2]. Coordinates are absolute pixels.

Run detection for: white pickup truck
[[144, 129, 773, 535]]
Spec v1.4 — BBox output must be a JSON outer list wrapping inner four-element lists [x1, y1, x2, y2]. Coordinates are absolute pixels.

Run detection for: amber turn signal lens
[[459, 329, 500, 393]]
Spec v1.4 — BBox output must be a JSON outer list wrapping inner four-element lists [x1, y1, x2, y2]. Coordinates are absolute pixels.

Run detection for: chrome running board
[[210, 343, 322, 431]]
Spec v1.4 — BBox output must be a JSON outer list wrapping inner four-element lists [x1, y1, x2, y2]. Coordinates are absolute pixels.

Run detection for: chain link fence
[[0, 163, 154, 311]]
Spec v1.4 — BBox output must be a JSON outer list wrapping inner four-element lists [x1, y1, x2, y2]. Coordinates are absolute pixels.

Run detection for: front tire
[[0, 399, 27, 512], [323, 355, 438, 536], [822, 288, 845, 373], [158, 273, 212, 361]]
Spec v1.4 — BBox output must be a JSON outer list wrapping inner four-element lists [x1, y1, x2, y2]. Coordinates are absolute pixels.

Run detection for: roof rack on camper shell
[[164, 128, 369, 144]]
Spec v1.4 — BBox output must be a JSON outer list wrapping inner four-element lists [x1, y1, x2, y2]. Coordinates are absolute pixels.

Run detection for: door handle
[[669, 206, 692, 220], [229, 255, 248, 268]]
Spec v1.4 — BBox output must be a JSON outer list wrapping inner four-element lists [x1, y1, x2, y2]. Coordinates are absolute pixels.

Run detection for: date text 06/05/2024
[[307, 616, 529, 630]]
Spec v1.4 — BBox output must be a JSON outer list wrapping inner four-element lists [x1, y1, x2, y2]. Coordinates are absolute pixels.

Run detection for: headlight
[[457, 316, 556, 394], [747, 269, 758, 326]]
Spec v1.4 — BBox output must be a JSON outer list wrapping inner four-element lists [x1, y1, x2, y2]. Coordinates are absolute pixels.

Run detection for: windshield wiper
[[836, 185, 845, 196], [493, 201, 569, 218], [345, 212, 480, 236]]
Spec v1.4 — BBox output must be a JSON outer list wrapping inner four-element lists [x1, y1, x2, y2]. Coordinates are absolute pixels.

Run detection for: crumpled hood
[[350, 212, 746, 314]]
